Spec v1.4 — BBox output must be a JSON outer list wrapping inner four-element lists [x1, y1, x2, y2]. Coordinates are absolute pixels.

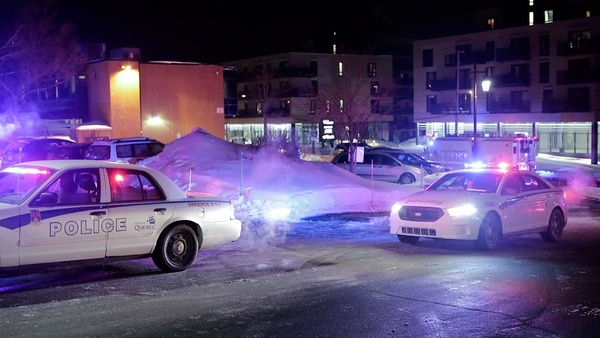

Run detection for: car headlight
[[391, 203, 402, 214], [447, 205, 477, 217]]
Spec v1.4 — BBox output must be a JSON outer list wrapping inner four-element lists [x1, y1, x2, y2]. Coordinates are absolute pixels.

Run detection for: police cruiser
[[0, 160, 241, 272], [390, 168, 567, 250]]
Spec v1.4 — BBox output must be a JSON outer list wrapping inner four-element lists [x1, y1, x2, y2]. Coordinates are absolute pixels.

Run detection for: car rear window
[[85, 145, 111, 160]]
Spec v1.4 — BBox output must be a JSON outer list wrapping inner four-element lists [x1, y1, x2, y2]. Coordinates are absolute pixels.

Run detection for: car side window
[[107, 168, 165, 202], [33, 169, 101, 206], [379, 155, 396, 166], [522, 174, 549, 191], [335, 153, 349, 163], [501, 175, 524, 195], [116, 145, 133, 158], [363, 154, 375, 164]]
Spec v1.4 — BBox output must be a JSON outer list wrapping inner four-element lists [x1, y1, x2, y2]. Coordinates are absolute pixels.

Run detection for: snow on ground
[[143, 128, 430, 221]]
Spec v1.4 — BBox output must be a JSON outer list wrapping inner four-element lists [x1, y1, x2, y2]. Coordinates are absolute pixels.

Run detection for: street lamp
[[472, 65, 491, 162]]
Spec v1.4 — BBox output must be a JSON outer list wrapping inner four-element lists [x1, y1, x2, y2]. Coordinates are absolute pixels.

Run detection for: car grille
[[399, 206, 444, 222], [401, 227, 437, 236]]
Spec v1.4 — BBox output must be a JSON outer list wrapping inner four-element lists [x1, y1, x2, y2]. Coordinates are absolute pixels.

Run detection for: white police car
[[0, 160, 241, 272], [390, 168, 568, 250]]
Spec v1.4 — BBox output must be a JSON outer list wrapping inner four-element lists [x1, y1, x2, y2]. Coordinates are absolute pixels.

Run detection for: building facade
[[414, 16, 600, 161], [222, 52, 395, 150]]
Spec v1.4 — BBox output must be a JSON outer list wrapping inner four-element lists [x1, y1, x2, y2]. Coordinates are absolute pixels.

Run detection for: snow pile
[[144, 128, 422, 220]]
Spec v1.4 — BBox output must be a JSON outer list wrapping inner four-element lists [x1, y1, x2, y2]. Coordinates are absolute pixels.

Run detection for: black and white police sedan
[[390, 168, 568, 250], [0, 160, 241, 272]]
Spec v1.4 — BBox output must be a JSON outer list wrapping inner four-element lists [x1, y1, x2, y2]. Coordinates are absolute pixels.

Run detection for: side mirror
[[36, 192, 59, 206]]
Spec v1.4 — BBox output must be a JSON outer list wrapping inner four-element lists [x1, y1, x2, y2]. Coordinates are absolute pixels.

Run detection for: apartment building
[[222, 52, 395, 148], [414, 16, 600, 160]]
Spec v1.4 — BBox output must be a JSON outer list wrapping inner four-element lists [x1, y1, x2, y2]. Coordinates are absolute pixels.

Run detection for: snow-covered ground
[[142, 128, 439, 221], [143, 128, 600, 221]]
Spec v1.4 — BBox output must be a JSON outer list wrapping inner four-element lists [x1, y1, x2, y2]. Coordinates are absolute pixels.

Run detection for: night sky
[[2, 0, 492, 64]]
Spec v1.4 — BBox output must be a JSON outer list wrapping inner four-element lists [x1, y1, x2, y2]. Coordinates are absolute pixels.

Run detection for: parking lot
[[1, 207, 600, 337]]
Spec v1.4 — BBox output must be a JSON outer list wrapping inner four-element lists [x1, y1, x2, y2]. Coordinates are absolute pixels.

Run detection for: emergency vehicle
[[427, 135, 537, 171], [390, 168, 567, 250], [0, 160, 241, 272]]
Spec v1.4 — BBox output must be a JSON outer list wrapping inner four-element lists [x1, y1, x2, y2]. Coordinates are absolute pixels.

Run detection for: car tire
[[540, 209, 564, 242], [398, 235, 420, 243], [475, 214, 501, 250], [152, 224, 199, 272], [399, 173, 415, 185]]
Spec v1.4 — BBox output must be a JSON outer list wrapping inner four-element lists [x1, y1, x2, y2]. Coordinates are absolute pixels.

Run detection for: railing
[[487, 98, 530, 113], [487, 73, 530, 88], [444, 51, 487, 66], [542, 99, 590, 113], [556, 69, 600, 85], [557, 38, 600, 56], [429, 78, 471, 91], [495, 47, 530, 62]]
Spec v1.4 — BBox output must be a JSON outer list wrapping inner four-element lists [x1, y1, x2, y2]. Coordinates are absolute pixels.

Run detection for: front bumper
[[390, 208, 482, 241]]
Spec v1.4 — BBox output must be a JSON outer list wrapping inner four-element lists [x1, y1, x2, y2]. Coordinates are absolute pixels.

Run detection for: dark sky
[[3, 0, 492, 64]]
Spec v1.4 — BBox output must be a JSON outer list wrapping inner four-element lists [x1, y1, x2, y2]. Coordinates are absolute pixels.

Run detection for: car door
[[19, 168, 108, 265], [498, 173, 533, 233], [104, 168, 174, 257], [521, 173, 553, 229]]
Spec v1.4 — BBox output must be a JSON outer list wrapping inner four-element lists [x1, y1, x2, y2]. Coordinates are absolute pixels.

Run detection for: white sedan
[[390, 169, 568, 250], [0, 160, 241, 272]]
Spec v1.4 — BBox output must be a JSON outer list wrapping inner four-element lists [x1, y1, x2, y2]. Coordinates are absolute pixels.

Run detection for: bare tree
[[313, 56, 396, 172], [0, 0, 83, 123], [247, 66, 284, 144]]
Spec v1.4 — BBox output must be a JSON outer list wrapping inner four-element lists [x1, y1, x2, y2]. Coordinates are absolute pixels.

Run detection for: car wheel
[[397, 235, 420, 243], [475, 214, 501, 250], [152, 224, 198, 272], [399, 173, 415, 185], [540, 209, 564, 242]]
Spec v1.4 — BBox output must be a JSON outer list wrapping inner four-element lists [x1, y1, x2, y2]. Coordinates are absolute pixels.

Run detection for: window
[[529, 12, 534, 26], [522, 174, 549, 191], [309, 100, 316, 114], [568, 87, 590, 111], [529, 0, 534, 6], [487, 18, 494, 29], [422, 49, 433, 67], [544, 10, 553, 23], [256, 102, 262, 114], [310, 61, 318, 76], [338, 62, 343, 76], [339, 99, 343, 113], [569, 30, 591, 50], [426, 95, 436, 113], [539, 34, 549, 56], [367, 63, 377, 77], [511, 90, 529, 111], [279, 61, 289, 69], [39, 169, 101, 205], [539, 62, 549, 83], [458, 93, 471, 112], [108, 169, 164, 202], [371, 100, 381, 114], [280, 100, 290, 109], [486, 41, 495, 61], [371, 81, 380, 95], [311, 80, 318, 95], [426, 72, 436, 90]]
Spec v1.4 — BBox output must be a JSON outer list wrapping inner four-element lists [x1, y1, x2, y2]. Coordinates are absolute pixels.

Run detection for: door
[[19, 169, 107, 265], [105, 168, 174, 257], [521, 173, 553, 230], [498, 174, 532, 233]]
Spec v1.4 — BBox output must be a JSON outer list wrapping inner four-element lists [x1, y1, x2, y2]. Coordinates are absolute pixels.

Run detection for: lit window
[[586, 11, 591, 17], [326, 100, 331, 113], [338, 62, 343, 76], [256, 102, 262, 114], [488, 18, 494, 29], [339, 99, 344, 113], [545, 10, 553, 23], [529, 0, 534, 6], [333, 44, 337, 54], [529, 12, 534, 25]]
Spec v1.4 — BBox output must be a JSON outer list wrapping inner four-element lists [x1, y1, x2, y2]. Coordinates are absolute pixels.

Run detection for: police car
[[0, 160, 241, 272], [390, 168, 568, 250]]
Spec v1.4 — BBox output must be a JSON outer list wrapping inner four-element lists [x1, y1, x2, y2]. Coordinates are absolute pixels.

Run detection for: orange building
[[82, 59, 225, 144]]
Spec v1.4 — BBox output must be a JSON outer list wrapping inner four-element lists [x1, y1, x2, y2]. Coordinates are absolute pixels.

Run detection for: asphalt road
[[1, 207, 600, 338]]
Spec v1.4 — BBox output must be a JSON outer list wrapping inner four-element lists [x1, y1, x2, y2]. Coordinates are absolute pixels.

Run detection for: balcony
[[557, 38, 600, 56], [556, 69, 600, 85], [487, 98, 530, 114], [428, 102, 470, 115], [495, 47, 530, 62], [487, 73, 530, 88], [542, 99, 590, 113], [429, 78, 471, 91], [444, 51, 487, 67]]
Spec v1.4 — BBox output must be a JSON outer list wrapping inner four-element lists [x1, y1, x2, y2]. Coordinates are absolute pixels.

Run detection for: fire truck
[[427, 135, 537, 171]]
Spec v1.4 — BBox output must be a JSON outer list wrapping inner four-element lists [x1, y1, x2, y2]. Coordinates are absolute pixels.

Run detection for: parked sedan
[[332, 152, 426, 184], [390, 169, 567, 250], [0, 160, 241, 272], [371, 150, 448, 174], [1, 137, 75, 169]]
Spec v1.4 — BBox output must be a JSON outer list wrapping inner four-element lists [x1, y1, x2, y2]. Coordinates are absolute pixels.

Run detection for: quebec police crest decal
[[30, 210, 41, 226]]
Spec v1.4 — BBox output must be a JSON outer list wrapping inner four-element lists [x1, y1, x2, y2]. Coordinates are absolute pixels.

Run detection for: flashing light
[[497, 162, 510, 170], [115, 174, 124, 182], [391, 203, 402, 214], [267, 208, 291, 220], [3, 167, 50, 175], [464, 161, 486, 169], [447, 205, 477, 217], [148, 116, 163, 126]]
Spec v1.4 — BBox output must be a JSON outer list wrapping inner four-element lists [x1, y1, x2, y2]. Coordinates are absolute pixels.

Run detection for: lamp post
[[472, 64, 491, 162]]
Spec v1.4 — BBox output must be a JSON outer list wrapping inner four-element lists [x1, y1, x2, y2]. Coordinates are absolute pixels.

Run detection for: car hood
[[398, 190, 487, 209]]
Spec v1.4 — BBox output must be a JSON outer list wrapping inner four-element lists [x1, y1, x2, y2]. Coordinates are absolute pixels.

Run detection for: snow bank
[[144, 128, 422, 220]]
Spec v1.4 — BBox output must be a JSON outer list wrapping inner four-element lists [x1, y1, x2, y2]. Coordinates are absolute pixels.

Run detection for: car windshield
[[85, 145, 111, 160], [428, 172, 504, 193], [0, 166, 55, 204]]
